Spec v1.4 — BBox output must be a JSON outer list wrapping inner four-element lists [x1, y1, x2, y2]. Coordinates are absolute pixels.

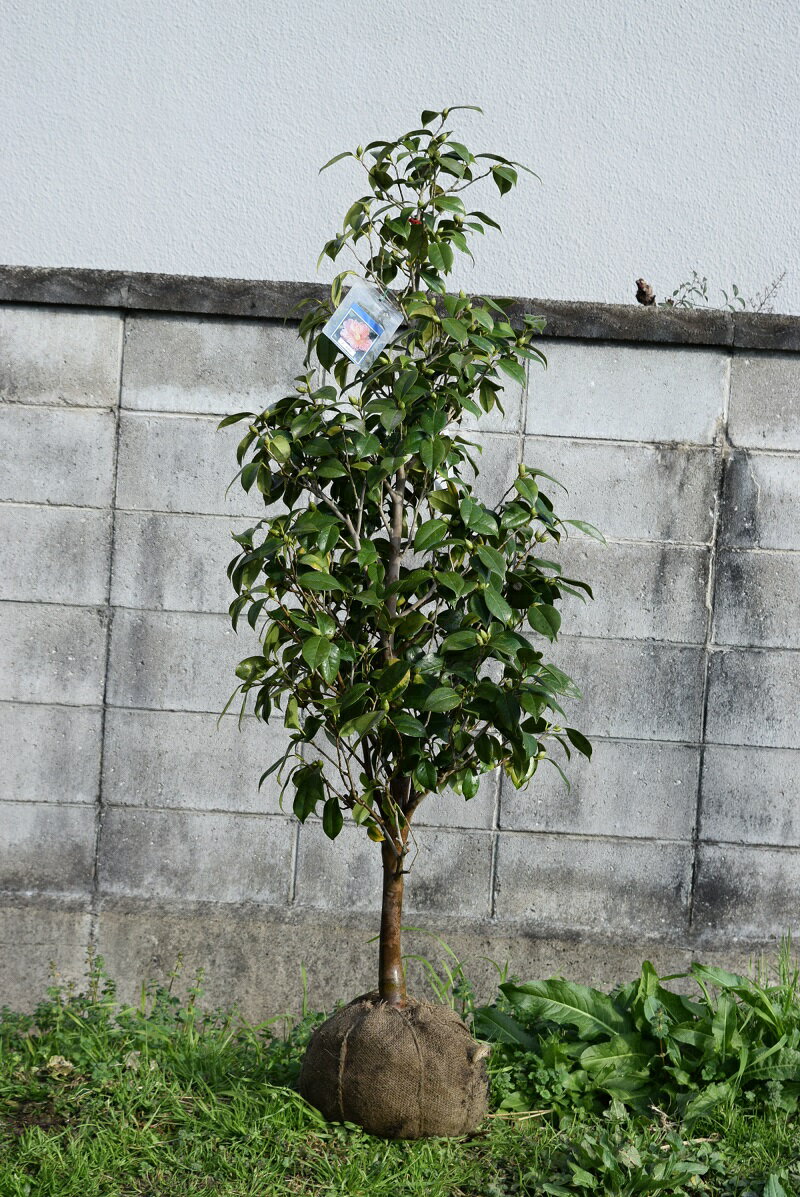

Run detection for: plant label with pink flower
[[322, 278, 403, 370]]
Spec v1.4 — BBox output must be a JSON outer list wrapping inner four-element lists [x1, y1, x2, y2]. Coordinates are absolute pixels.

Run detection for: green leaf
[[476, 544, 506, 577], [428, 241, 454, 272], [580, 1033, 651, 1075], [284, 695, 300, 730], [562, 518, 606, 543], [414, 518, 448, 551], [340, 711, 384, 740], [420, 437, 447, 472], [528, 604, 561, 641], [566, 727, 592, 758], [501, 979, 633, 1040], [497, 357, 526, 387], [473, 1005, 537, 1050], [234, 655, 265, 682], [322, 796, 344, 840], [217, 411, 254, 429], [316, 334, 339, 370], [441, 629, 480, 652], [491, 163, 518, 194], [296, 570, 345, 591], [484, 585, 514, 623], [413, 759, 437, 791], [292, 765, 324, 822], [424, 686, 461, 712], [240, 462, 259, 493], [301, 635, 332, 671], [319, 150, 353, 173], [433, 194, 466, 215], [266, 433, 291, 463], [469, 209, 502, 231], [459, 497, 498, 536], [461, 770, 479, 798], [441, 317, 469, 344], [376, 660, 411, 697], [392, 712, 427, 738]]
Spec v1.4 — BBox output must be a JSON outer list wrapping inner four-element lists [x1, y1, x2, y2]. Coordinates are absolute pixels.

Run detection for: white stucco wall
[[2, 0, 798, 311]]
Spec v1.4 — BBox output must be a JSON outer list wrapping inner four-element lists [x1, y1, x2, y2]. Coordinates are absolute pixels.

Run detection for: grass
[[0, 957, 798, 1196]]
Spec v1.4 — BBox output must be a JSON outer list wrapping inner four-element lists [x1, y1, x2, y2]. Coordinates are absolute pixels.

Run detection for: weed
[[1, 950, 798, 1195], [475, 938, 800, 1128]]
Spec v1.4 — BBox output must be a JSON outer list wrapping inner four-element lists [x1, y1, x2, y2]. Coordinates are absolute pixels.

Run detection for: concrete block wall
[[1, 268, 798, 1016]]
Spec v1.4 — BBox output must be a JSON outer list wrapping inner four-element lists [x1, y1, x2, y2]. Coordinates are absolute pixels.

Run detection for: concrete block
[[0, 504, 111, 605], [93, 903, 696, 1021], [693, 843, 800, 939], [494, 832, 692, 936], [0, 803, 96, 895], [0, 303, 121, 407], [416, 771, 498, 830], [721, 449, 800, 550], [460, 377, 524, 435], [706, 648, 800, 749], [0, 406, 116, 507], [714, 549, 800, 648], [0, 703, 101, 803], [0, 904, 92, 1011], [700, 745, 800, 847], [97, 807, 295, 904], [555, 539, 709, 643], [0, 601, 107, 705], [121, 314, 307, 415], [93, 905, 380, 1019], [524, 436, 715, 544], [115, 412, 267, 516], [469, 433, 521, 507], [102, 709, 293, 813], [526, 340, 729, 444], [729, 351, 800, 451], [500, 738, 699, 840], [548, 636, 705, 742], [111, 511, 247, 613], [107, 608, 258, 713], [295, 823, 493, 918]]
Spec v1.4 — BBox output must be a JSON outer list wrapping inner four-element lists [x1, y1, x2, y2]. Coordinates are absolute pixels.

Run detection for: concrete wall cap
[[2, 265, 799, 351]]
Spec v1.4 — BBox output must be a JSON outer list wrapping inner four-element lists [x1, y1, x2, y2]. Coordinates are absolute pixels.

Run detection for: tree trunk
[[379, 838, 407, 1007]]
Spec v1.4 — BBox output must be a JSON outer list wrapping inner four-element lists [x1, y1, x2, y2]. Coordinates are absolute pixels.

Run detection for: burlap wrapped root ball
[[298, 991, 490, 1139]]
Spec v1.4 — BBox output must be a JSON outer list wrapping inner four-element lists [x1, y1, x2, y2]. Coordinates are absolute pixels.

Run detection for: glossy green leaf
[[484, 585, 514, 623], [528, 604, 561, 641], [319, 150, 353, 172], [392, 712, 427, 737], [497, 357, 526, 387], [566, 727, 592, 758], [296, 571, 345, 591], [501, 979, 633, 1040], [413, 759, 437, 790], [441, 629, 480, 652], [476, 544, 506, 577], [424, 686, 461, 712], [441, 317, 469, 344], [322, 796, 344, 839], [414, 518, 448, 551]]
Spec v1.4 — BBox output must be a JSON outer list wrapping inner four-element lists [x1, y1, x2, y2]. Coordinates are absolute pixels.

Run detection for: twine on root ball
[[299, 991, 490, 1139]]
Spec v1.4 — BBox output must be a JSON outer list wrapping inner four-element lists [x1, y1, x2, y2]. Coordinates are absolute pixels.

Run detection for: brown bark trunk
[[379, 838, 407, 1007]]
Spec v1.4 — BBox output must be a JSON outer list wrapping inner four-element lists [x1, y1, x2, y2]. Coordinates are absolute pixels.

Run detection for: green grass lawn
[[1, 956, 798, 1196]]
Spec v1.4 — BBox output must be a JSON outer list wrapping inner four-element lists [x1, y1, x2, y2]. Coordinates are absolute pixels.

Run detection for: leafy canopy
[[221, 106, 596, 853]]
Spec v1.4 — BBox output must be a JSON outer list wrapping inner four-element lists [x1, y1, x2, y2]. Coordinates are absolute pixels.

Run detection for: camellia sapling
[[220, 106, 597, 1138]]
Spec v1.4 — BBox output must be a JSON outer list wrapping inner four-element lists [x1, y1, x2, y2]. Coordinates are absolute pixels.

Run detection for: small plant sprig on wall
[[220, 106, 596, 1138]]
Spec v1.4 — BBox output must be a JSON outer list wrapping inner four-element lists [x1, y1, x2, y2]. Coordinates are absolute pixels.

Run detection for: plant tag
[[322, 279, 403, 371]]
